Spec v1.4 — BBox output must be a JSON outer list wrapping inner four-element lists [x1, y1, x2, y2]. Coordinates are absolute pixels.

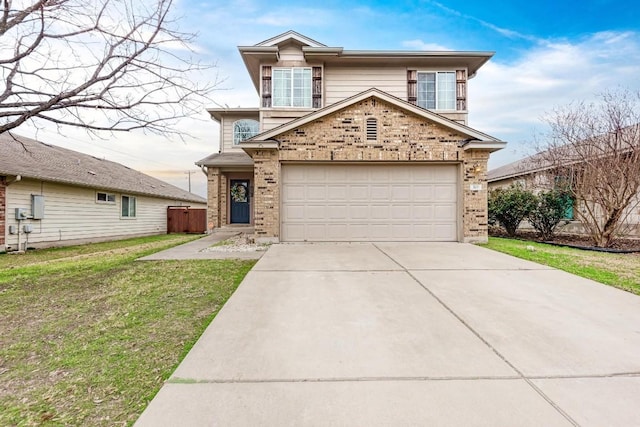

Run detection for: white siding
[[324, 67, 407, 106], [261, 109, 315, 131], [4, 179, 204, 250]]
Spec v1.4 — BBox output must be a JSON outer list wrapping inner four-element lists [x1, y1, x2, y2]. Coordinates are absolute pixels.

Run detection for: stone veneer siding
[[0, 177, 5, 248], [252, 97, 492, 242]]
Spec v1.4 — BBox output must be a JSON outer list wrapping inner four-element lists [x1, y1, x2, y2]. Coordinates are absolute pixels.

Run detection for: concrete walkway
[[135, 242, 640, 426], [137, 231, 264, 260]]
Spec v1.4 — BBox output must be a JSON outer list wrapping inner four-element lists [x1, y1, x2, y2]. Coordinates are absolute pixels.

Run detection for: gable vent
[[366, 118, 377, 141]]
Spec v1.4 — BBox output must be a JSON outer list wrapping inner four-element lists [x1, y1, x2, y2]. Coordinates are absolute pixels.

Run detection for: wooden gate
[[167, 207, 207, 234]]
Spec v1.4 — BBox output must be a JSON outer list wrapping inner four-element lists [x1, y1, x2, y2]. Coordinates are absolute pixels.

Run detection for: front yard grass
[[0, 234, 256, 426], [481, 237, 640, 295]]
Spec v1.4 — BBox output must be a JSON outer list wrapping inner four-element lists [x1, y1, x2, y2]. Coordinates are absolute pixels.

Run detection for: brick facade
[[0, 176, 5, 248], [252, 150, 280, 240], [247, 97, 491, 243], [206, 167, 221, 230]]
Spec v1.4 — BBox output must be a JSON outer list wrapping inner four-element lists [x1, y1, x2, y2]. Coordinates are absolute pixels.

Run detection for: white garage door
[[281, 164, 458, 242]]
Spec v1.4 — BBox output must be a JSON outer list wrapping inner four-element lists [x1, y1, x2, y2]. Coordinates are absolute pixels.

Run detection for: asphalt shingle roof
[[0, 133, 206, 204], [195, 151, 254, 167]]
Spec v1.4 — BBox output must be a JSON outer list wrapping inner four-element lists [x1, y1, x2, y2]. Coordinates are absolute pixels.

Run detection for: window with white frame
[[96, 192, 116, 203], [233, 119, 260, 145], [121, 195, 136, 218], [417, 71, 456, 110], [272, 68, 312, 107]]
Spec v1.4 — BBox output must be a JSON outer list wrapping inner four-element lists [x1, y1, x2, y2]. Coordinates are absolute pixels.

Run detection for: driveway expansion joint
[[372, 243, 581, 427], [167, 375, 524, 384]]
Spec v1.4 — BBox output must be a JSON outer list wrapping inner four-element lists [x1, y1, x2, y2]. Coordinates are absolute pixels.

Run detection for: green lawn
[[481, 237, 640, 295], [0, 234, 256, 426]]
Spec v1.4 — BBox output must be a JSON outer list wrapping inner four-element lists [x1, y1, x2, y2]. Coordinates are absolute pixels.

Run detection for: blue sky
[[18, 0, 640, 196]]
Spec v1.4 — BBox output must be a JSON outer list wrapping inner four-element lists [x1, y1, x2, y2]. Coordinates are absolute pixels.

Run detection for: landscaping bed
[[489, 228, 640, 253]]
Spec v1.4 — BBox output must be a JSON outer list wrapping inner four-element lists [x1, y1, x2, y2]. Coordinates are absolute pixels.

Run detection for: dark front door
[[230, 180, 250, 224]]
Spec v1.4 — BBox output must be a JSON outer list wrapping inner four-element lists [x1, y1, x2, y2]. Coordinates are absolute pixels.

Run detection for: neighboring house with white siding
[[196, 31, 505, 243], [488, 154, 640, 238], [0, 133, 206, 252]]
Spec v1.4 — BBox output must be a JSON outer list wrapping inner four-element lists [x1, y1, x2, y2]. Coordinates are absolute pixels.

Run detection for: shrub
[[528, 190, 572, 240], [488, 184, 536, 236]]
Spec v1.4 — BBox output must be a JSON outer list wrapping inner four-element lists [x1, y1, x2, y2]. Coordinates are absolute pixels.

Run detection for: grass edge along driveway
[[480, 237, 640, 296], [0, 234, 256, 426]]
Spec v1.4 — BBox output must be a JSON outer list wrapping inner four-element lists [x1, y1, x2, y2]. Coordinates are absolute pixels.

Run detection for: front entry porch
[[204, 168, 254, 232]]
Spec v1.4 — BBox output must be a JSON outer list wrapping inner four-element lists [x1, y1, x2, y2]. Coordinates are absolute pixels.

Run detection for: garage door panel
[[284, 204, 305, 221], [350, 205, 369, 220], [370, 185, 390, 200], [349, 185, 369, 200], [413, 205, 434, 220], [327, 185, 347, 200], [327, 205, 348, 219], [391, 205, 411, 219], [434, 184, 456, 201], [307, 185, 326, 201], [283, 184, 305, 201], [413, 184, 434, 201], [434, 205, 456, 219], [282, 164, 458, 242], [434, 224, 456, 239], [391, 185, 411, 201]]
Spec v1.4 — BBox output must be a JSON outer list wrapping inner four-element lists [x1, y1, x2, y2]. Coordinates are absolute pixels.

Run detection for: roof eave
[[238, 46, 279, 92], [462, 141, 508, 153]]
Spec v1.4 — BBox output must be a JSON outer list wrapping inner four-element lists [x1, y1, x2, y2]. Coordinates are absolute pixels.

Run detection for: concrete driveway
[[135, 243, 640, 426]]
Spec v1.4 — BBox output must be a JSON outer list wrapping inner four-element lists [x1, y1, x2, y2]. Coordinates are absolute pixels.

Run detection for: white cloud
[[470, 31, 640, 167]]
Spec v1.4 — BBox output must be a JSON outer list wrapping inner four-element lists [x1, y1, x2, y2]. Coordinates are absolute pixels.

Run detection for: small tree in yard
[[488, 184, 537, 237], [528, 190, 571, 240], [537, 89, 640, 247]]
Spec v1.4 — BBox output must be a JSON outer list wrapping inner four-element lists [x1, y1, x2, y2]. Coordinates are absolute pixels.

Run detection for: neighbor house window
[[273, 67, 312, 107], [121, 195, 136, 218], [233, 119, 260, 145], [417, 71, 456, 110], [96, 192, 116, 203]]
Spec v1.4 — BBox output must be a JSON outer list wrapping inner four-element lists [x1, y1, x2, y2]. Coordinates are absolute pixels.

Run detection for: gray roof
[[0, 133, 206, 204], [488, 152, 551, 182], [195, 151, 254, 167]]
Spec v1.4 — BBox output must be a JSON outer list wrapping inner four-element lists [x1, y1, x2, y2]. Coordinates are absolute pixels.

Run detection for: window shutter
[[262, 66, 272, 108], [456, 69, 466, 111], [312, 66, 322, 108], [407, 70, 417, 105]]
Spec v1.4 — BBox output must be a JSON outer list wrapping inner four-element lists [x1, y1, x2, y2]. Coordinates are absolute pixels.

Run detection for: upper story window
[[233, 119, 259, 145], [273, 67, 312, 108], [417, 71, 456, 110]]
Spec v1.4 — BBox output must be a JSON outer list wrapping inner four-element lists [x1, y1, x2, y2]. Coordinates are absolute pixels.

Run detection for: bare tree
[[536, 89, 640, 247], [0, 0, 217, 137]]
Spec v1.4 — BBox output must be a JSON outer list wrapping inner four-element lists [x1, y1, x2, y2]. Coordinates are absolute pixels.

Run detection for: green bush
[[488, 184, 536, 236], [529, 190, 572, 240]]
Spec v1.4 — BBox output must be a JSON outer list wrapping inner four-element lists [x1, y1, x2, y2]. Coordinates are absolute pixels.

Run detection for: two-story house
[[196, 31, 506, 243]]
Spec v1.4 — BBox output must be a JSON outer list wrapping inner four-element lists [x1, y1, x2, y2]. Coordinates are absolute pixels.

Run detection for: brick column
[[252, 149, 280, 243], [462, 150, 490, 243], [206, 168, 221, 231], [0, 176, 6, 248]]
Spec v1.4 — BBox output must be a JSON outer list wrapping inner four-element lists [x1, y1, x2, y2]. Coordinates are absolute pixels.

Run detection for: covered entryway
[[281, 164, 458, 242], [230, 179, 251, 224]]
